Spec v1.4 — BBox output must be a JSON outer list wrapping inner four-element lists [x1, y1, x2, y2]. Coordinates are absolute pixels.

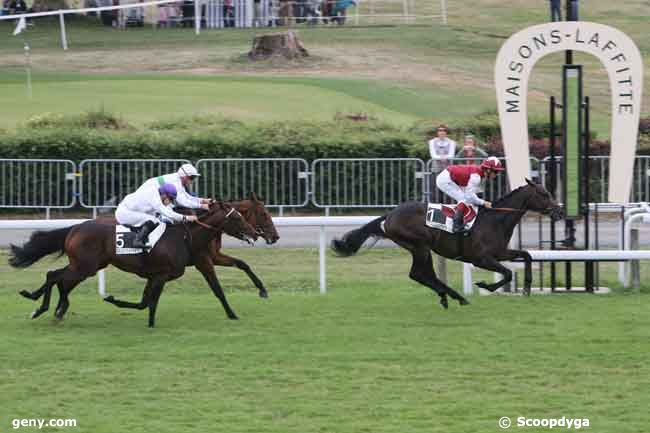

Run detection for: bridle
[[193, 207, 238, 231]]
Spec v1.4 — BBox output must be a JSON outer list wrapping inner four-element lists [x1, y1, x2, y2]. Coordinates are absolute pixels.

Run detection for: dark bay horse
[[332, 179, 563, 308], [10, 202, 258, 327], [183, 193, 280, 299]]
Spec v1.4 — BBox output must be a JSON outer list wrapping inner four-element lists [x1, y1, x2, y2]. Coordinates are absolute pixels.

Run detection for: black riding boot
[[452, 207, 465, 233], [133, 221, 157, 249]]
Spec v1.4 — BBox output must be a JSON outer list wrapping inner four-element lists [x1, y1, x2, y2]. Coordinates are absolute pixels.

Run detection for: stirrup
[[132, 240, 150, 249]]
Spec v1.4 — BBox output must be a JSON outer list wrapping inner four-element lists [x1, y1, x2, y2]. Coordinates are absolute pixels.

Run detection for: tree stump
[[248, 31, 309, 60]]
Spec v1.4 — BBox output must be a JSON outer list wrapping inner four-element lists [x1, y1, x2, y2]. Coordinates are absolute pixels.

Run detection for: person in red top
[[435, 156, 505, 232]]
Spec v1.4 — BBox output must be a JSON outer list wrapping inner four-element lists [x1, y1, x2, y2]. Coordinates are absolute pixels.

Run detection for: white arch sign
[[495, 21, 643, 203]]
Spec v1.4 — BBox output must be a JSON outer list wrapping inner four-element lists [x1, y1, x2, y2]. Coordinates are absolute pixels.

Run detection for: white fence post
[[59, 12, 68, 50], [98, 270, 107, 298], [194, 0, 201, 34], [319, 224, 327, 294], [463, 263, 473, 295]]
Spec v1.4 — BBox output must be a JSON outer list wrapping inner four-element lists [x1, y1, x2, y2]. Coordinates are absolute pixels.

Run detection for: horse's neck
[[478, 190, 529, 241], [188, 220, 221, 248]]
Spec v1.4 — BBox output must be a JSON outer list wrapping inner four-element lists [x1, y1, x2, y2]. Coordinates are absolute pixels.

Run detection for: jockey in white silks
[[115, 163, 209, 248], [435, 156, 505, 233]]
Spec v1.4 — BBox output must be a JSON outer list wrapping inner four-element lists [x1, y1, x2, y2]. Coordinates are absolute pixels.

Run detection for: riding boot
[[133, 221, 157, 249], [452, 206, 465, 233]]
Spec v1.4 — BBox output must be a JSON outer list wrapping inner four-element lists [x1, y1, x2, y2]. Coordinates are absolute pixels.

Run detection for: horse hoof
[[439, 298, 449, 309], [228, 315, 239, 320], [103, 295, 114, 303], [30, 309, 44, 319], [20, 290, 34, 300], [475, 281, 488, 289], [259, 291, 268, 299], [459, 298, 470, 306]]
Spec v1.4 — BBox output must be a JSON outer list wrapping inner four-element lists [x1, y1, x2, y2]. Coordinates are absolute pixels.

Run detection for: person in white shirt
[[115, 163, 209, 248], [428, 124, 457, 173]]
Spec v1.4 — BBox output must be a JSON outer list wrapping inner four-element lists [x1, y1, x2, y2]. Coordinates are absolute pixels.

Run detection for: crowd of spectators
[[428, 124, 490, 172], [1, 0, 356, 27]]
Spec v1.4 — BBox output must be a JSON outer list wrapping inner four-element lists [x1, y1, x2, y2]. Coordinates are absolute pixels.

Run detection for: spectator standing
[[253, 0, 263, 27], [8, 0, 27, 14], [428, 124, 457, 173], [279, 0, 293, 26], [455, 135, 488, 165], [550, 0, 561, 21], [223, 0, 234, 27]]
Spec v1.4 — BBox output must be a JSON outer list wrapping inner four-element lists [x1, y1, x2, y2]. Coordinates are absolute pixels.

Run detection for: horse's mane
[[493, 184, 530, 207]]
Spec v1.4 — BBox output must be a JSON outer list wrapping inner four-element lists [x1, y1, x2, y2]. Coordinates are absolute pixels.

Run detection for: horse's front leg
[[104, 279, 153, 310], [497, 249, 533, 295], [196, 254, 239, 320], [212, 250, 268, 298], [471, 256, 513, 292]]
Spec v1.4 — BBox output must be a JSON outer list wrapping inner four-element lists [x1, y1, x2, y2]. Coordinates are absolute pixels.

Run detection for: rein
[[193, 207, 237, 231], [488, 207, 526, 213]]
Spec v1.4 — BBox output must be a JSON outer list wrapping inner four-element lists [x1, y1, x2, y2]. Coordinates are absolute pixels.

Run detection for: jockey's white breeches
[[435, 169, 466, 203], [115, 204, 158, 227]]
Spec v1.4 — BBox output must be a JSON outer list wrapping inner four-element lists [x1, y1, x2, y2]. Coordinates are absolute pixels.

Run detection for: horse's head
[[205, 201, 258, 244], [524, 178, 563, 221], [239, 192, 280, 245]]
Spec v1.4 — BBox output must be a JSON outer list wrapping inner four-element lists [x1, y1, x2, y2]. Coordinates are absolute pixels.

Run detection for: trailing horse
[[179, 192, 280, 299], [332, 179, 563, 308], [10, 202, 258, 327]]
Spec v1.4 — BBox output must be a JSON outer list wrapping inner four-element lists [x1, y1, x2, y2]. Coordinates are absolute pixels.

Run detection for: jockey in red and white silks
[[435, 156, 505, 232]]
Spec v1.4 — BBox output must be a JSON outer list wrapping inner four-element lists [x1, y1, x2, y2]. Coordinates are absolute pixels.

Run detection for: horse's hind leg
[[409, 250, 470, 309], [20, 268, 65, 301], [27, 268, 67, 319], [53, 267, 92, 320]]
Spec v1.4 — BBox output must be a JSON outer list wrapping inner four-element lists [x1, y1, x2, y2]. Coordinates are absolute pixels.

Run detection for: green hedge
[[3, 112, 650, 207], [1, 121, 422, 162]]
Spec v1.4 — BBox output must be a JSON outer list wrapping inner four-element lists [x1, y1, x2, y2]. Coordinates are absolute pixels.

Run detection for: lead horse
[[332, 179, 563, 308], [185, 192, 280, 299], [10, 201, 258, 327]]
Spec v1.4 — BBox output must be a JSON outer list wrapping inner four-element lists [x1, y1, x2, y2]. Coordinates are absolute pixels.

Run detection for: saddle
[[425, 203, 477, 233]]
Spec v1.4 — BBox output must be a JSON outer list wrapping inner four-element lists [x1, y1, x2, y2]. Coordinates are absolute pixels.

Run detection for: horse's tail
[[9, 227, 73, 268], [331, 216, 386, 257]]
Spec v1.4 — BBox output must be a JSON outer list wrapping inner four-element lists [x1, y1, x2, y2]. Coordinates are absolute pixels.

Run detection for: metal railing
[[0, 159, 77, 209], [79, 159, 190, 209], [195, 158, 309, 209], [311, 158, 426, 208], [1, 156, 648, 211], [540, 156, 650, 203]]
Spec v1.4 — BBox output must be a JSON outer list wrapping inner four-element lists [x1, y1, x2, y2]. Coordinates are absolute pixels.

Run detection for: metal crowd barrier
[[0, 159, 77, 213], [196, 158, 309, 211], [311, 158, 426, 210], [540, 156, 650, 204], [2, 156, 649, 212], [79, 159, 190, 214]]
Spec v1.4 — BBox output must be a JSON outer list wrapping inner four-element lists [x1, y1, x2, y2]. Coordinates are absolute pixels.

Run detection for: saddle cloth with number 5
[[115, 223, 167, 255]]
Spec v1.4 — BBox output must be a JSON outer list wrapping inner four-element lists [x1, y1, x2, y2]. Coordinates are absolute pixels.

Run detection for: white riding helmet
[[178, 163, 200, 178]]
